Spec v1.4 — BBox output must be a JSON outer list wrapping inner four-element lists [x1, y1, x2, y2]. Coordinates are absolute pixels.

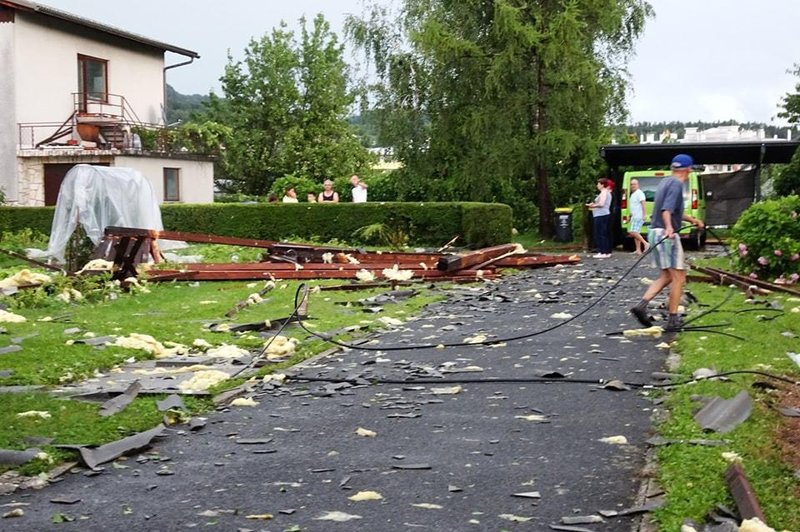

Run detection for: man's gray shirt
[[650, 176, 684, 232]]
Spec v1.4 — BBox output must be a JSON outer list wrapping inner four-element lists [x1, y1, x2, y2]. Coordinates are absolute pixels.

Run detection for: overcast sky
[[41, 0, 800, 125]]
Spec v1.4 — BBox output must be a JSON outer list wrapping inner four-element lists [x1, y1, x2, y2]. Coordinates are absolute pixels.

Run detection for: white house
[[0, 0, 214, 206]]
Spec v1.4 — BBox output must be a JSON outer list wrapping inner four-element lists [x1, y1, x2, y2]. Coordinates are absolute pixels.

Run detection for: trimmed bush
[[160, 202, 511, 248], [270, 176, 319, 202], [0, 207, 55, 236], [1, 202, 512, 248], [731, 195, 800, 283]]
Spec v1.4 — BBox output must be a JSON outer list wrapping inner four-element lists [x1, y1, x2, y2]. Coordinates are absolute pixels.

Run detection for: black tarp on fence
[[702, 169, 757, 226]]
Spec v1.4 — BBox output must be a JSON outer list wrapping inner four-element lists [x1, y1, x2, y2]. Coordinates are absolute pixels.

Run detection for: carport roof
[[600, 141, 800, 167]]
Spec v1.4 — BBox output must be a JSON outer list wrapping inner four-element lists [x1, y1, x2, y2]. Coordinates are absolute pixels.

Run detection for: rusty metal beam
[[700, 265, 800, 297], [0, 247, 66, 273], [725, 463, 767, 522], [437, 244, 519, 272], [147, 268, 495, 282], [493, 254, 581, 268], [692, 266, 772, 296], [160, 262, 439, 272], [104, 226, 277, 249]]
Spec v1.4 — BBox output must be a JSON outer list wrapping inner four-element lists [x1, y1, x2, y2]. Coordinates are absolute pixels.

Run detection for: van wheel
[[686, 230, 702, 251]]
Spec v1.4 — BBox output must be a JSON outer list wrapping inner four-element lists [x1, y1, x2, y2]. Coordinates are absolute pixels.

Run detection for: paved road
[[1, 254, 672, 531]]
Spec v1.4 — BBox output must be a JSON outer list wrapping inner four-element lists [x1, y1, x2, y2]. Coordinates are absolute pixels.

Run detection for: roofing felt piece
[[694, 391, 753, 433]]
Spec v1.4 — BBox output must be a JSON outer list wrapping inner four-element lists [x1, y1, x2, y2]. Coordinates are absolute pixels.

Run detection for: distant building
[[0, 0, 214, 206], [631, 124, 795, 173]]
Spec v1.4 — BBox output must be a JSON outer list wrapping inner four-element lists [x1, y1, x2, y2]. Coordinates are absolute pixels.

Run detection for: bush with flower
[[730, 195, 800, 283]]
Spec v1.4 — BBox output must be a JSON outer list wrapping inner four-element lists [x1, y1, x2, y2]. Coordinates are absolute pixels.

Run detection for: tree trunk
[[534, 58, 554, 238], [537, 161, 555, 238]]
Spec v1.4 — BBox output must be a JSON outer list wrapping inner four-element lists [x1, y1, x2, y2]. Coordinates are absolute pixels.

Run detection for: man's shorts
[[648, 228, 685, 270], [629, 217, 644, 233]]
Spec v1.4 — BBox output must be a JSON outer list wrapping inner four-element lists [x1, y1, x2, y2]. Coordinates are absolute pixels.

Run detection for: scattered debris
[[599, 435, 628, 445], [156, 394, 186, 412], [561, 515, 604, 525], [348, 491, 383, 501], [178, 370, 231, 393], [499, 514, 533, 523], [0, 310, 27, 323], [3, 508, 24, 518], [66, 424, 165, 469], [16, 410, 51, 419], [512, 491, 541, 499], [230, 397, 259, 407], [355, 427, 377, 438], [411, 503, 442, 509], [694, 391, 753, 433], [314, 511, 362, 522], [0, 449, 41, 466], [98, 381, 141, 417], [623, 326, 663, 338], [430, 385, 462, 395], [726, 463, 767, 523]]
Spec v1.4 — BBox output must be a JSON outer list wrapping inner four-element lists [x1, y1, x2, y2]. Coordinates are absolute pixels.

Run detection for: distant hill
[[165, 84, 209, 124]]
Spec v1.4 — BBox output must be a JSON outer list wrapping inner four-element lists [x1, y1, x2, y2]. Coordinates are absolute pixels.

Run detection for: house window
[[78, 55, 108, 104], [164, 168, 181, 202]]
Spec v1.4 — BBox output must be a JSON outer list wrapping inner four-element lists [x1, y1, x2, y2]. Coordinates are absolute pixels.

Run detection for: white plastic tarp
[[44, 165, 164, 262]]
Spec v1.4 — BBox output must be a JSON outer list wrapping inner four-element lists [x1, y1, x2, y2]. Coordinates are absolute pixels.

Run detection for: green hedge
[[0, 207, 55, 235], [0, 202, 512, 248]]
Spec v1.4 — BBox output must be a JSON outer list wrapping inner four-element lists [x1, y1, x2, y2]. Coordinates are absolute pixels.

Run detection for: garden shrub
[[270, 175, 319, 201], [0, 207, 54, 235], [160, 202, 511, 247], [731, 195, 800, 283], [0, 202, 512, 248]]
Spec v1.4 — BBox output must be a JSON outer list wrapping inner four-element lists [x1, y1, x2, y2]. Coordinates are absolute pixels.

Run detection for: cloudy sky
[[41, 0, 800, 125]]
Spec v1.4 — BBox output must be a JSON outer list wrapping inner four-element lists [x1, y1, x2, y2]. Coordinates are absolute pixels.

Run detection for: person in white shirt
[[350, 174, 368, 203], [282, 187, 299, 203], [627, 179, 648, 254]]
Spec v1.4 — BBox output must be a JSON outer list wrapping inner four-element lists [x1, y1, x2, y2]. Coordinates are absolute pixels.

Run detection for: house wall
[[16, 152, 115, 206], [115, 155, 214, 204], [14, 11, 165, 127], [0, 15, 18, 201], [15, 153, 213, 205]]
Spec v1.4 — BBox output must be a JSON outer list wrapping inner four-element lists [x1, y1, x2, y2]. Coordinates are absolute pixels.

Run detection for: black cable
[[291, 231, 677, 352], [284, 369, 799, 389]]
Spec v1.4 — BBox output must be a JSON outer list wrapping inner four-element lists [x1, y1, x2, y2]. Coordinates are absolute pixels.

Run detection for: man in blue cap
[[630, 153, 704, 330]]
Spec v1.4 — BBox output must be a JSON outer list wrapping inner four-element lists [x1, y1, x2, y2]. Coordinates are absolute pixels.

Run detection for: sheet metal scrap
[[72, 424, 165, 470], [98, 381, 142, 417], [694, 391, 753, 433], [94, 226, 580, 283]]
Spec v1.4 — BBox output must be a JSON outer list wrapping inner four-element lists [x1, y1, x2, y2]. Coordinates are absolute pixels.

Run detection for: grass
[[0, 245, 445, 475], [653, 283, 800, 530]]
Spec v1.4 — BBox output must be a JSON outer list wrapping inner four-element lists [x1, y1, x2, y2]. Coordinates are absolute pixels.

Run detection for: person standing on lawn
[[628, 179, 649, 254], [630, 154, 704, 330]]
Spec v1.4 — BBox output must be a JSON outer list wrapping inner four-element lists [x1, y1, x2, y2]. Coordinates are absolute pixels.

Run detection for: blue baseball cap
[[670, 154, 694, 170]]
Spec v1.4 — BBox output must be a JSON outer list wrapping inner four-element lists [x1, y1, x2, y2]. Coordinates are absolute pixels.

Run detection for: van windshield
[[634, 176, 689, 205]]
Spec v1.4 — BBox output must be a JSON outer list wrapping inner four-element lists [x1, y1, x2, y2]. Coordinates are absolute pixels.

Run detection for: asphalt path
[[1, 253, 674, 531]]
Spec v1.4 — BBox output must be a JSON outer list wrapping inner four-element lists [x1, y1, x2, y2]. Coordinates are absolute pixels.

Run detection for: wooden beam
[[437, 244, 519, 272]]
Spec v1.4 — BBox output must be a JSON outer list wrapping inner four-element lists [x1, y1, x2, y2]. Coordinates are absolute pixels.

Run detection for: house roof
[[1, 0, 200, 58], [599, 140, 800, 168]]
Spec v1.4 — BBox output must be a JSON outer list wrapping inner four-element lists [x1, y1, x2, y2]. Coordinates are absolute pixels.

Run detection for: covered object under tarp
[[44, 165, 164, 262]]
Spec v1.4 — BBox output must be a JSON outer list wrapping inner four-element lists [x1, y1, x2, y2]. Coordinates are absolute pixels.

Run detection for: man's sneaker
[[665, 316, 684, 331], [629, 306, 652, 327]]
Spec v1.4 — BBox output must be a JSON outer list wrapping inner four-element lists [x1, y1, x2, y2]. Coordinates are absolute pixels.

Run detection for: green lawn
[[653, 283, 800, 530], [0, 252, 443, 475]]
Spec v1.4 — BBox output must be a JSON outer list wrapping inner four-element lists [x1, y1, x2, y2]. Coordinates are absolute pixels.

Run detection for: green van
[[621, 170, 706, 250]]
